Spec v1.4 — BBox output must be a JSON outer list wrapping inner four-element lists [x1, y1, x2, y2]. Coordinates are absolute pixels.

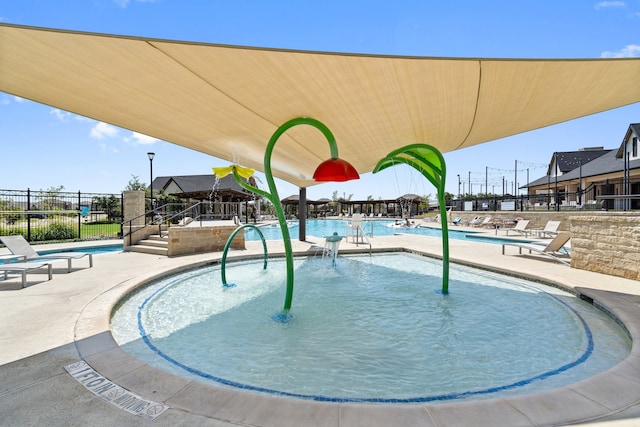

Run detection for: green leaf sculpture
[[373, 144, 449, 293]]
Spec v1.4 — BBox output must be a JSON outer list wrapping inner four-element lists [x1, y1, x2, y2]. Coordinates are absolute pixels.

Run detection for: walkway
[[0, 232, 639, 426]]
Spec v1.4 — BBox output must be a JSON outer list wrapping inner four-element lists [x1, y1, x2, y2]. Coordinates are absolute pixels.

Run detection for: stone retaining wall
[[436, 210, 602, 231], [167, 225, 244, 257], [570, 215, 640, 280]]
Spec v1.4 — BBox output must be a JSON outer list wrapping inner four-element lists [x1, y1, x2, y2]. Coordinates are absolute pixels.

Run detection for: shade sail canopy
[[2, 23, 640, 188]]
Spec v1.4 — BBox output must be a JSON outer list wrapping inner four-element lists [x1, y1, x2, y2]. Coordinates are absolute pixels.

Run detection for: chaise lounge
[[533, 220, 561, 238], [505, 219, 531, 237], [0, 235, 93, 273], [501, 231, 571, 265], [0, 262, 53, 288]]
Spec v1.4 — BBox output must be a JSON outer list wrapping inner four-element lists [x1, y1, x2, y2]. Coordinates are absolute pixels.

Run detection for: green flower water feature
[[214, 117, 359, 311], [373, 144, 450, 293]]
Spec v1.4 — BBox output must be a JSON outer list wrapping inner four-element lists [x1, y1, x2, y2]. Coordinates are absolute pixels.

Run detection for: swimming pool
[[111, 252, 629, 403], [246, 219, 529, 245], [38, 243, 123, 255]]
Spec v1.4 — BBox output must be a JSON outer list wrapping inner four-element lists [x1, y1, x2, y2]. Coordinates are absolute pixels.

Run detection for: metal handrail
[[121, 202, 202, 243]]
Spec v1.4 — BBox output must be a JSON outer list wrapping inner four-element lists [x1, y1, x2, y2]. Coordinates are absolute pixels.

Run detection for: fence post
[[77, 191, 82, 240], [27, 188, 32, 241], [120, 194, 124, 238]]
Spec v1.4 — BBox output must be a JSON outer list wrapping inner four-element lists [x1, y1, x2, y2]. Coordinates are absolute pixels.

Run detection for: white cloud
[[0, 95, 25, 106], [594, 1, 625, 9], [50, 108, 74, 121], [50, 108, 93, 122], [600, 44, 640, 57], [125, 131, 159, 145], [90, 122, 120, 139]]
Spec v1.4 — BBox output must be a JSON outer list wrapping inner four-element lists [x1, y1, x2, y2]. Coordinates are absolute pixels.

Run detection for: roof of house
[[526, 123, 640, 188], [548, 149, 611, 175], [615, 123, 640, 157], [528, 150, 640, 188], [152, 174, 252, 199]]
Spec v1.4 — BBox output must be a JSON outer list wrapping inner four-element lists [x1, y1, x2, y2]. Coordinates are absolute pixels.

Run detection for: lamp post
[[147, 152, 155, 211]]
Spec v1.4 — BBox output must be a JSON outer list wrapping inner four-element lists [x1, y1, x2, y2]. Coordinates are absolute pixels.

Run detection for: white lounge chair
[[0, 235, 93, 273], [505, 220, 531, 237], [0, 262, 53, 288], [467, 216, 481, 226], [471, 216, 493, 228], [533, 220, 560, 238], [501, 232, 571, 265]]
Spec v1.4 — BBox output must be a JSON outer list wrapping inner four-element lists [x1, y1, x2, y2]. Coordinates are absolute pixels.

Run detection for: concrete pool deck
[[0, 232, 639, 426]]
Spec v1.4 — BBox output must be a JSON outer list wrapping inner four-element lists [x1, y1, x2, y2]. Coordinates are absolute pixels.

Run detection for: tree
[[37, 185, 65, 211], [419, 194, 432, 213], [92, 195, 121, 222], [124, 175, 147, 191]]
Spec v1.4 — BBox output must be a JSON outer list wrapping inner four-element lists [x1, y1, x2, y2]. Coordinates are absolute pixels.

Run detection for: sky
[[1, 0, 639, 201]]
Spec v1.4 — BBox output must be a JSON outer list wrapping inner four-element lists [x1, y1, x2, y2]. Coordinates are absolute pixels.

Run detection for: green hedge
[[30, 223, 77, 241]]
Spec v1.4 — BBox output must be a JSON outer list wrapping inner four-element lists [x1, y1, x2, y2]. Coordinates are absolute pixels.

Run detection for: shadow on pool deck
[[0, 235, 639, 426]]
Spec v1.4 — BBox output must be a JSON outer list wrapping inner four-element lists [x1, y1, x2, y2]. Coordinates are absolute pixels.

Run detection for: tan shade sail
[[1, 23, 639, 188]]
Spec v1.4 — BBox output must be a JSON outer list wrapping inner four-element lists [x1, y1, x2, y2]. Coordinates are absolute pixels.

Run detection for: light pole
[[457, 174, 461, 199], [147, 152, 155, 211]]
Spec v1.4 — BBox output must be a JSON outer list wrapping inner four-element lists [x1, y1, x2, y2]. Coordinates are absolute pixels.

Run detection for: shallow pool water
[[111, 253, 630, 403]]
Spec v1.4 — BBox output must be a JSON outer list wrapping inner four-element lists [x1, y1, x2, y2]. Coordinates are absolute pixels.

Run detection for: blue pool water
[[245, 219, 526, 244], [38, 244, 123, 255], [111, 253, 629, 403]]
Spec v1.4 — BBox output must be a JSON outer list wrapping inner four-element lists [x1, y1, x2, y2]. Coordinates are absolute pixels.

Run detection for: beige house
[[525, 123, 640, 210]]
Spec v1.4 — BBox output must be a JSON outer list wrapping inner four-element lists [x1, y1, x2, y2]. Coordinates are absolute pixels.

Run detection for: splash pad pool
[[111, 252, 630, 404]]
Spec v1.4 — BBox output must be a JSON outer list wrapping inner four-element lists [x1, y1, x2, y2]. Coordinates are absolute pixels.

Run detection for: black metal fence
[[447, 189, 638, 212], [0, 189, 123, 243]]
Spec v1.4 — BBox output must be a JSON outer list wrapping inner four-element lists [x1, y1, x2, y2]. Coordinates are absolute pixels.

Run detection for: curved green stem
[[221, 223, 268, 287], [232, 117, 339, 311]]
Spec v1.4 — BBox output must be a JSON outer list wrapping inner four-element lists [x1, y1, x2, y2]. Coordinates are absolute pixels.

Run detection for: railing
[[449, 191, 610, 213], [121, 202, 208, 244], [0, 189, 123, 242]]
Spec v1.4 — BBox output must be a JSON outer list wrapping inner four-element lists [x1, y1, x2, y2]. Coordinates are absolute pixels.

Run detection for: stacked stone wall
[[123, 191, 147, 247], [570, 215, 640, 280], [167, 226, 244, 256], [438, 210, 600, 231]]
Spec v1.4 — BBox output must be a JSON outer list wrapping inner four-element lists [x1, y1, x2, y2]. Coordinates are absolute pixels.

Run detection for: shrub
[[31, 222, 77, 241]]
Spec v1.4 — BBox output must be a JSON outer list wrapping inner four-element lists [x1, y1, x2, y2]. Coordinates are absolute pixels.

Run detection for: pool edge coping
[[73, 246, 640, 427]]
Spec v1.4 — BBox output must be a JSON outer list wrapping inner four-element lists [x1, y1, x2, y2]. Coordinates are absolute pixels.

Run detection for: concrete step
[[128, 244, 168, 256], [138, 238, 168, 248], [147, 233, 168, 240]]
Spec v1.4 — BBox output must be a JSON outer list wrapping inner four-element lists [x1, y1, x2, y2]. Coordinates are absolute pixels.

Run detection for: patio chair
[[0, 235, 93, 273], [505, 220, 531, 237], [474, 216, 493, 228], [467, 216, 481, 226], [0, 262, 53, 288], [501, 232, 571, 265], [533, 220, 560, 238]]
